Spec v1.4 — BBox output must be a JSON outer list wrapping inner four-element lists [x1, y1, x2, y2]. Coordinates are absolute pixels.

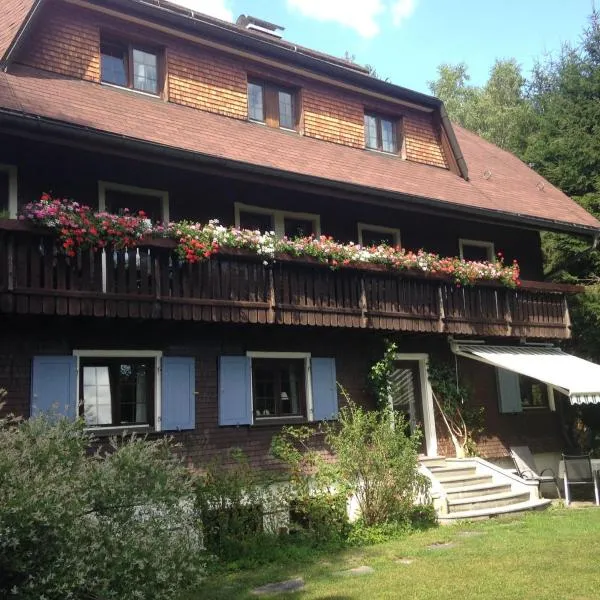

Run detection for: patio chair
[[562, 454, 600, 506], [510, 445, 561, 499]]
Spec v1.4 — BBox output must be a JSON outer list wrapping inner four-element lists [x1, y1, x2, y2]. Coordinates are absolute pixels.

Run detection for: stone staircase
[[420, 456, 551, 523]]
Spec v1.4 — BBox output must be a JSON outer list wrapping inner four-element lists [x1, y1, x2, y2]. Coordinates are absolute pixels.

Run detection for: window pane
[[519, 375, 548, 408], [239, 210, 273, 232], [104, 189, 162, 222], [381, 119, 397, 153], [364, 114, 378, 149], [252, 359, 304, 418], [284, 218, 314, 238], [462, 244, 492, 262], [133, 49, 158, 94], [278, 91, 294, 129], [81, 359, 154, 427], [248, 83, 264, 121], [0, 171, 8, 214], [361, 229, 397, 247], [101, 42, 128, 87], [83, 366, 112, 426]]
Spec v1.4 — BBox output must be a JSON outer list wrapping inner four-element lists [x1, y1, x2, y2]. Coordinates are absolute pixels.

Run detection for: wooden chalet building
[[1, 0, 600, 472]]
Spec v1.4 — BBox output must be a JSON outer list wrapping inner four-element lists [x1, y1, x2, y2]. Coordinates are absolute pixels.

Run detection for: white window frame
[[0, 164, 18, 218], [246, 351, 313, 421], [394, 353, 437, 457], [98, 181, 170, 223], [357, 223, 401, 247], [234, 202, 321, 238], [459, 239, 495, 261], [73, 349, 163, 431]]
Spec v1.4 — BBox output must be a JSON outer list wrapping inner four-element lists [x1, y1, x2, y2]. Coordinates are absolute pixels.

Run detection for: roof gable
[[0, 0, 39, 65]]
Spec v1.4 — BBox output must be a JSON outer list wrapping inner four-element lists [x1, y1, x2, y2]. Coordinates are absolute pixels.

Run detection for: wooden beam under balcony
[[0, 220, 580, 338]]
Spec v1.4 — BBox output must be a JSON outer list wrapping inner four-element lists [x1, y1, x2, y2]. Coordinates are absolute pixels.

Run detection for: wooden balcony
[[0, 221, 580, 338]]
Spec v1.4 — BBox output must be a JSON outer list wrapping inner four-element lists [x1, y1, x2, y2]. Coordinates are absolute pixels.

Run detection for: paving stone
[[339, 565, 375, 576], [457, 531, 485, 538], [395, 558, 414, 565], [251, 578, 305, 596], [426, 541, 456, 550]]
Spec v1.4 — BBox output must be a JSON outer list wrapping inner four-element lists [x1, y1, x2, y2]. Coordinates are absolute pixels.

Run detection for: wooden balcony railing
[[0, 221, 580, 338]]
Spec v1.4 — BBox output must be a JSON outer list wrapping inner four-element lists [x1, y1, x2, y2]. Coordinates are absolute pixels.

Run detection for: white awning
[[452, 344, 600, 405]]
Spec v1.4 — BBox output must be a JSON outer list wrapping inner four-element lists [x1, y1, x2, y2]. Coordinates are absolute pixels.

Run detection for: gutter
[[0, 108, 597, 239], [1, 0, 45, 70], [439, 104, 469, 180]]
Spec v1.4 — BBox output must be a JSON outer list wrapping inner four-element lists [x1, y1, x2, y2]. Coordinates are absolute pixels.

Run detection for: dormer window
[[100, 37, 161, 95], [247, 80, 297, 130], [364, 113, 399, 154]]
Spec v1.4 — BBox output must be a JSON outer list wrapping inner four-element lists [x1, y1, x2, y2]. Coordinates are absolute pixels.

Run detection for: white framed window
[[0, 164, 18, 218], [234, 202, 320, 239], [98, 181, 169, 223], [247, 351, 313, 421], [459, 239, 495, 262], [358, 223, 401, 248], [74, 350, 162, 431]]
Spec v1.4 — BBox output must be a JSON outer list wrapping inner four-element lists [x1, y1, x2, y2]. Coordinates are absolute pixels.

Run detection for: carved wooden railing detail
[[0, 221, 581, 338]]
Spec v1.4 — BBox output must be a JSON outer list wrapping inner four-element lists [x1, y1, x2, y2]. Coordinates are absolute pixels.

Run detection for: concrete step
[[419, 457, 448, 469], [447, 491, 530, 514], [430, 466, 478, 481], [438, 498, 552, 523], [438, 474, 493, 489], [445, 483, 512, 500]]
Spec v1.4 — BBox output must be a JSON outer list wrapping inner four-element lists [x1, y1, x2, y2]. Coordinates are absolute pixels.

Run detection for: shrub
[[0, 411, 205, 600], [323, 396, 429, 527], [271, 426, 350, 545], [193, 448, 286, 560]]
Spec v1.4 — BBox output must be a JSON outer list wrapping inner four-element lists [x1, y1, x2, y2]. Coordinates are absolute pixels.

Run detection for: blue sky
[[172, 0, 594, 94]]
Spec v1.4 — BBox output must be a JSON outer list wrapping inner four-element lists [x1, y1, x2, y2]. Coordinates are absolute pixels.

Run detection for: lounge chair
[[510, 445, 561, 498], [562, 453, 600, 506]]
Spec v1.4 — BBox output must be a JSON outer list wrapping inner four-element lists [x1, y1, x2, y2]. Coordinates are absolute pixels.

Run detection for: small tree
[[428, 361, 484, 458], [324, 393, 428, 526]]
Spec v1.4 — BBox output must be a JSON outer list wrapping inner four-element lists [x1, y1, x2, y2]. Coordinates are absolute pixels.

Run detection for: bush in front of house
[[324, 398, 430, 528], [0, 408, 205, 600], [192, 448, 288, 561]]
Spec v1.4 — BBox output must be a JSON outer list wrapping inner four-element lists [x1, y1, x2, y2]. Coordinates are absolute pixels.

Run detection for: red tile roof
[[1, 65, 598, 232], [0, 0, 37, 62]]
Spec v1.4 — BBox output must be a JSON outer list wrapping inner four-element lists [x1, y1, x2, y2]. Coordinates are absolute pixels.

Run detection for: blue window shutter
[[219, 356, 252, 426], [161, 357, 196, 431], [497, 368, 522, 414], [31, 356, 77, 419], [311, 357, 338, 421]]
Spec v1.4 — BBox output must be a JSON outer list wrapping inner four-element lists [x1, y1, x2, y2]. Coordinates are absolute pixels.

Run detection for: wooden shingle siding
[[405, 112, 448, 168], [19, 4, 100, 82], [168, 44, 248, 119], [13, 0, 450, 170]]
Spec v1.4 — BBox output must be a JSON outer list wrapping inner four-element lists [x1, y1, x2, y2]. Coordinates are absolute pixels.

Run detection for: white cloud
[[287, 0, 385, 38], [391, 0, 416, 26], [286, 0, 417, 38], [168, 0, 233, 22]]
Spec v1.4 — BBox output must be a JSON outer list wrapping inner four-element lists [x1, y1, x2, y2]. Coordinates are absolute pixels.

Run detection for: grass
[[192, 507, 600, 600]]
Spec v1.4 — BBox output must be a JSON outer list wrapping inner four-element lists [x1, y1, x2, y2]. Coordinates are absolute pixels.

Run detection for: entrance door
[[390, 361, 425, 448]]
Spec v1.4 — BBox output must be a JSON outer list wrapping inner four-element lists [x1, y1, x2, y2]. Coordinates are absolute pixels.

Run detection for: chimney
[[236, 15, 285, 40]]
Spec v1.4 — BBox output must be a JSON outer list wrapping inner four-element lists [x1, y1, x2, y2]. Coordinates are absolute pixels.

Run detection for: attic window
[[248, 80, 298, 131], [459, 239, 495, 262], [100, 38, 161, 96], [364, 113, 399, 154]]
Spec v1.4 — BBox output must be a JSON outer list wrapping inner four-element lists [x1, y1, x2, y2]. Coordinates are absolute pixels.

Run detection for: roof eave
[[1, 108, 597, 238]]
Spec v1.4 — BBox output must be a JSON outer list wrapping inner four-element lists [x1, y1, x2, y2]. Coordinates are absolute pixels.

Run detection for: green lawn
[[195, 507, 600, 600]]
